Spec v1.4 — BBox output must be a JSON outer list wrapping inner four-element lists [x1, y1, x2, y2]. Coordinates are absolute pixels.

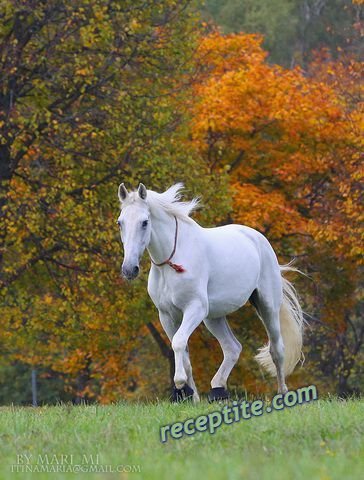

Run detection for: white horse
[[117, 183, 304, 402]]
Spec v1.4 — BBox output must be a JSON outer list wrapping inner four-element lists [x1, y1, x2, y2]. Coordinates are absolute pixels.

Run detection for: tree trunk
[[0, 143, 13, 269], [31, 369, 37, 407], [147, 321, 175, 389]]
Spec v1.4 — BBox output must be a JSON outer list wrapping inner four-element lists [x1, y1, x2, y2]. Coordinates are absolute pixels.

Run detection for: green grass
[[0, 398, 363, 480]]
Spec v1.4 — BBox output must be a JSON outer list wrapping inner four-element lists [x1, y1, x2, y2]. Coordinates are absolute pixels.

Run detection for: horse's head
[[117, 183, 151, 280]]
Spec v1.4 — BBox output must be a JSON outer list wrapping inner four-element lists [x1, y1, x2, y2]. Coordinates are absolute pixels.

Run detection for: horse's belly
[[205, 226, 261, 318], [207, 287, 252, 318], [206, 268, 258, 318]]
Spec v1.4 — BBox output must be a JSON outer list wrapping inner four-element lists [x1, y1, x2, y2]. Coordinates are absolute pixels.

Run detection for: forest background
[[0, 0, 362, 404]]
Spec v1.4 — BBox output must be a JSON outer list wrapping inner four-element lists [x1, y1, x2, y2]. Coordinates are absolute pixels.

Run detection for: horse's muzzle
[[121, 264, 140, 280]]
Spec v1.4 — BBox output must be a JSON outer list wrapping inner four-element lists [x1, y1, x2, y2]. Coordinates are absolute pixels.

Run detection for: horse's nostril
[[133, 266, 139, 276]]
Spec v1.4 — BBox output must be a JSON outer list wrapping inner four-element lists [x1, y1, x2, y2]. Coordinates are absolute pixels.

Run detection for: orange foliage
[[190, 32, 363, 361], [191, 33, 362, 265]]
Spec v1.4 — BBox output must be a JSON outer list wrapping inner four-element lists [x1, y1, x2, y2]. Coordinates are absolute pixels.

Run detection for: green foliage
[[202, 0, 362, 66], [204, 0, 297, 65], [0, 363, 73, 405]]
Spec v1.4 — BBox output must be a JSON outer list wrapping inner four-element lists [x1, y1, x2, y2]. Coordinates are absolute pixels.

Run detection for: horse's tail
[[255, 263, 305, 377]]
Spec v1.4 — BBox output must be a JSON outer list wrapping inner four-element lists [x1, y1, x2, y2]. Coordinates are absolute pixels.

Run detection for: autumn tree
[[190, 32, 363, 395], [304, 49, 363, 395], [0, 0, 230, 402]]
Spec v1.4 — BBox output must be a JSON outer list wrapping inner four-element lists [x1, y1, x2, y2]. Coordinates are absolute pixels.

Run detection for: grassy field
[[0, 397, 363, 480]]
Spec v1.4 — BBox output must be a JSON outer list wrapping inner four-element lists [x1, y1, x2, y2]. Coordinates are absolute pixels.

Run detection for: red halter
[[150, 216, 186, 273]]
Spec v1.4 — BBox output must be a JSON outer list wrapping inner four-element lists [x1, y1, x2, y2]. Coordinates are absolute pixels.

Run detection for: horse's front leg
[[158, 310, 199, 401], [172, 301, 207, 391], [204, 316, 242, 401]]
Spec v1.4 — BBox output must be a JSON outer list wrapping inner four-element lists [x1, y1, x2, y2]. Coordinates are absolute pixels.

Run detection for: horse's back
[[202, 223, 271, 258]]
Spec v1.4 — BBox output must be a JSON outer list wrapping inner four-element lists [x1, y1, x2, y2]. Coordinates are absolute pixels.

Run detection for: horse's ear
[[138, 183, 147, 200], [118, 183, 129, 202]]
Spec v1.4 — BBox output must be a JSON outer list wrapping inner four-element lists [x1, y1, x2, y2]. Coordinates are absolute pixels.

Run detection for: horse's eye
[[142, 220, 148, 228], [117, 220, 122, 228]]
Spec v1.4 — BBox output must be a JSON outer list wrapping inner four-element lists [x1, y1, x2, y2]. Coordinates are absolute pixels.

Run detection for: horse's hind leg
[[251, 289, 288, 394], [203, 316, 242, 399]]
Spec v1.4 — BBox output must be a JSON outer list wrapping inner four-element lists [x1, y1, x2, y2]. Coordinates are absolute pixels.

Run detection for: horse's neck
[[147, 211, 180, 264]]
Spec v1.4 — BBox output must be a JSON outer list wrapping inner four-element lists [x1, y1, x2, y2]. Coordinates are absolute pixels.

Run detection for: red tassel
[[168, 262, 186, 273]]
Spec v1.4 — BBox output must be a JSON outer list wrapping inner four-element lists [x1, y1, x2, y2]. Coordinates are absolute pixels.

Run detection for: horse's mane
[[121, 183, 199, 221], [146, 183, 199, 222]]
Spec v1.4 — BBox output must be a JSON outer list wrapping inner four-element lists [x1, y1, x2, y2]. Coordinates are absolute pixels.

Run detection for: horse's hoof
[[208, 387, 230, 403], [171, 384, 194, 403]]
